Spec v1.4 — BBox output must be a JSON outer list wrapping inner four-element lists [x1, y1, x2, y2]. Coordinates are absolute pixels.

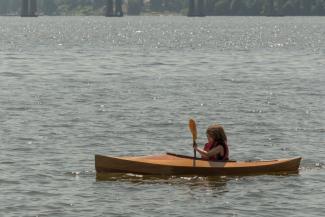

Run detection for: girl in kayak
[[193, 124, 229, 161]]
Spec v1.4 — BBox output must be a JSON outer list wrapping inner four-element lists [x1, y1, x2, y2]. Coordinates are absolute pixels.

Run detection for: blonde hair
[[206, 124, 227, 146]]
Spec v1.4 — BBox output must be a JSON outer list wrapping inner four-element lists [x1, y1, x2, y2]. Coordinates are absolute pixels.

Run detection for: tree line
[[0, 0, 325, 16]]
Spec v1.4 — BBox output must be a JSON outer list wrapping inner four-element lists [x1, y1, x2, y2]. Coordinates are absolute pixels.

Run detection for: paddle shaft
[[193, 140, 197, 158]]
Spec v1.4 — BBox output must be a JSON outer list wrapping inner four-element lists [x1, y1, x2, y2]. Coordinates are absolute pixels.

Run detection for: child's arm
[[194, 144, 224, 159]]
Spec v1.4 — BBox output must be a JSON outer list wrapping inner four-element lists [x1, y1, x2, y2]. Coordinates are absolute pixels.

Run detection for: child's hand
[[193, 142, 198, 150]]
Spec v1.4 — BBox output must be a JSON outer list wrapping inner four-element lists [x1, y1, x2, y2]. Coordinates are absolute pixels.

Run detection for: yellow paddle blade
[[189, 118, 197, 141]]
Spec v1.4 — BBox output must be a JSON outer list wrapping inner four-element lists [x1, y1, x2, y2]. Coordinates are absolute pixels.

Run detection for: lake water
[[0, 16, 324, 216]]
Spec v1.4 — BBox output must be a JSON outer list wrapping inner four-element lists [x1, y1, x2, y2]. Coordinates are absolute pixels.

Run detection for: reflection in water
[[96, 172, 229, 189]]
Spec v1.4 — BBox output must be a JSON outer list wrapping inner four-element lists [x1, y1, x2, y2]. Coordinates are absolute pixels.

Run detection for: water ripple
[[0, 16, 324, 217]]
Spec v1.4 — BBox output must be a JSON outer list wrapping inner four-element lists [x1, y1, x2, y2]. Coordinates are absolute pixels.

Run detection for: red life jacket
[[203, 141, 229, 161]]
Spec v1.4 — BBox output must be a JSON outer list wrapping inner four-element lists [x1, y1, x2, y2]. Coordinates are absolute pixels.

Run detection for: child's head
[[206, 124, 227, 145]]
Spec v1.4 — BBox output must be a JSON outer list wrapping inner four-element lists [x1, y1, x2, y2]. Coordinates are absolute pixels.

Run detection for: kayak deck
[[95, 153, 301, 176]]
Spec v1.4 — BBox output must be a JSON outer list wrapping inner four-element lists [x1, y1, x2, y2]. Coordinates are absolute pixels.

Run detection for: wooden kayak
[[95, 153, 301, 176]]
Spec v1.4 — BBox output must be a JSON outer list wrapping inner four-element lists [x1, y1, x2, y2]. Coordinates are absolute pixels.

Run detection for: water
[[0, 16, 324, 216]]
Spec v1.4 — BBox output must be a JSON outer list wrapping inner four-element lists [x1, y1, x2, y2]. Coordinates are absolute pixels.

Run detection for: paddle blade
[[189, 118, 197, 141]]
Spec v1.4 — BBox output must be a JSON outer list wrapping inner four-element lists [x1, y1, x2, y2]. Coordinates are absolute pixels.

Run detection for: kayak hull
[[95, 153, 301, 176]]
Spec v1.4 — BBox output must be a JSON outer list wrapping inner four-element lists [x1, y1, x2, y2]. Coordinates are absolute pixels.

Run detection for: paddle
[[188, 118, 197, 159]]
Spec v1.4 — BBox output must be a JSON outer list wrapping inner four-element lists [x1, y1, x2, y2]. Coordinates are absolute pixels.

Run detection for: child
[[193, 124, 229, 161]]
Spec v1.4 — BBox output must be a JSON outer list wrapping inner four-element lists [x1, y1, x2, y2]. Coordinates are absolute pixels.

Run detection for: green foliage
[[214, 0, 231, 15], [0, 0, 21, 15], [128, 0, 143, 15], [150, 0, 163, 12], [0, 0, 325, 16]]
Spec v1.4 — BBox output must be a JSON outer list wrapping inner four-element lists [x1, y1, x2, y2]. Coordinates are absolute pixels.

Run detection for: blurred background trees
[[0, 0, 324, 16]]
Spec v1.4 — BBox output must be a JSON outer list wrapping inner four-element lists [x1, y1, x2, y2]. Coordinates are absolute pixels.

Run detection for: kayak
[[95, 153, 302, 176]]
